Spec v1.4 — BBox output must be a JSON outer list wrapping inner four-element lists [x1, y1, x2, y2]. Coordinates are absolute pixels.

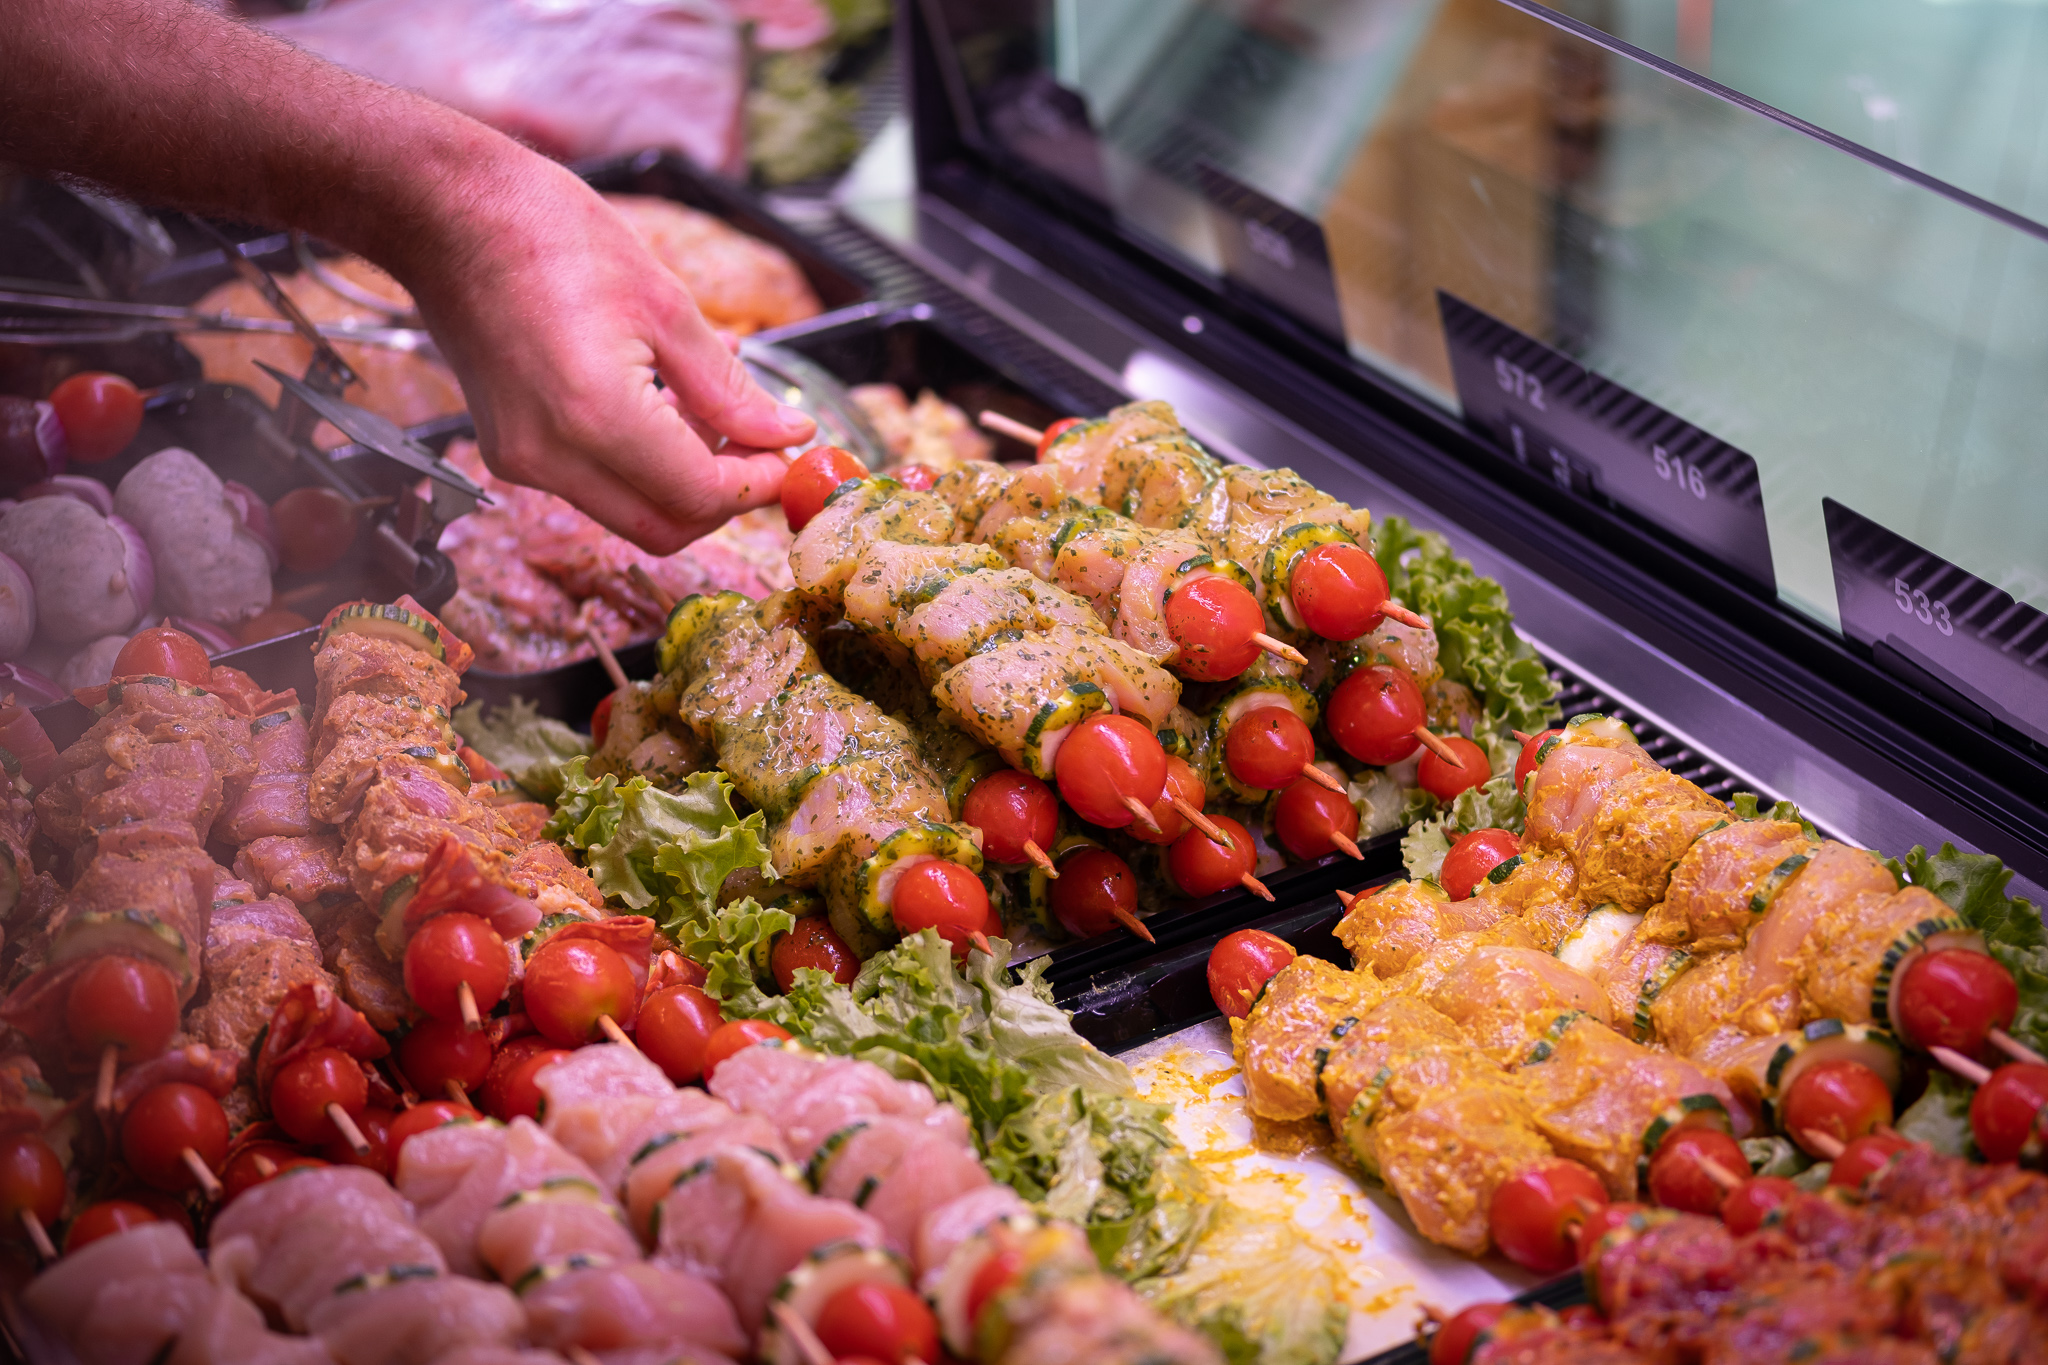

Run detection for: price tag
[[1824, 499, 2048, 748], [1438, 292, 1776, 591], [1193, 162, 1346, 341]]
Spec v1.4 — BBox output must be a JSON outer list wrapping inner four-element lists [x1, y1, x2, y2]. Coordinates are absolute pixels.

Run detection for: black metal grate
[[1547, 665, 1753, 807]]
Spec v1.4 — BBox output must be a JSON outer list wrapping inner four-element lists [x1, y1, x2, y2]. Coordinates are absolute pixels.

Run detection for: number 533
[[1894, 577, 1954, 636]]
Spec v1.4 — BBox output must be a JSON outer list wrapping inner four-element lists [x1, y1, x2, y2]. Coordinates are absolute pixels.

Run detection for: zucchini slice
[[399, 744, 471, 791], [333, 1263, 440, 1297], [1020, 833, 1102, 937], [1633, 952, 1695, 1039], [1522, 1011, 1586, 1065], [804, 1122, 869, 1191], [1636, 1094, 1736, 1187], [1535, 712, 1636, 768], [1263, 523, 1357, 634], [1746, 852, 1813, 918], [1339, 1064, 1395, 1173], [656, 590, 749, 677], [1556, 905, 1642, 974], [1020, 683, 1110, 779], [51, 909, 193, 993], [759, 1243, 912, 1365], [832, 821, 986, 940], [1311, 1016, 1359, 1112], [320, 601, 446, 662], [1763, 1020, 1904, 1125], [1872, 916, 1981, 1043], [511, 1252, 613, 1296], [1206, 678, 1320, 801]]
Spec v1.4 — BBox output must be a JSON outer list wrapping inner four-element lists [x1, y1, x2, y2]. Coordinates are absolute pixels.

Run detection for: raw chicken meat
[[609, 195, 823, 336]]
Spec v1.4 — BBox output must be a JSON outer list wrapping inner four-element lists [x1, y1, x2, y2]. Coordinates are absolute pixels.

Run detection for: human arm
[[0, 0, 814, 551]]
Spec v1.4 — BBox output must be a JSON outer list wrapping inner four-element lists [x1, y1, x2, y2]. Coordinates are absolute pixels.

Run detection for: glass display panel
[[922, 0, 2048, 653]]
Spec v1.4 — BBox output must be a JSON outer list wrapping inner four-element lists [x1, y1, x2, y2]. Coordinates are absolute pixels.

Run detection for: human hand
[[397, 149, 815, 553]]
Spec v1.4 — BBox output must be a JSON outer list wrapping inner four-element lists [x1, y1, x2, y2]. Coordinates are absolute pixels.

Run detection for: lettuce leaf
[[1399, 734, 1523, 881], [1730, 792, 1818, 840], [1134, 1204, 1350, 1365], [546, 760, 773, 924], [1904, 842, 2048, 1055], [1373, 516, 1559, 737], [452, 696, 590, 802], [1897, 1069, 1976, 1157]]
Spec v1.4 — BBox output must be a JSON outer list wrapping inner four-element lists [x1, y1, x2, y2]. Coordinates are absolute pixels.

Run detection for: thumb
[[654, 299, 816, 451]]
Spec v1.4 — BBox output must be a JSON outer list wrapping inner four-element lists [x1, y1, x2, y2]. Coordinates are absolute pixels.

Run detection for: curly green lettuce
[[1372, 515, 1558, 738], [452, 696, 590, 802], [1398, 732, 1521, 881], [1904, 842, 2048, 1056], [1134, 1204, 1350, 1365]]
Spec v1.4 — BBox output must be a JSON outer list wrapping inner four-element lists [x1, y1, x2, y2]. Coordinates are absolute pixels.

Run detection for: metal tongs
[[0, 286, 436, 352]]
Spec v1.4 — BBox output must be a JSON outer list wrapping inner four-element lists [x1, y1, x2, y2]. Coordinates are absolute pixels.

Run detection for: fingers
[[649, 291, 816, 452]]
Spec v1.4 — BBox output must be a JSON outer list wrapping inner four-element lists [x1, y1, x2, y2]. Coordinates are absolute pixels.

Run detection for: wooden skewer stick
[[1021, 838, 1059, 878], [95, 1043, 118, 1118], [597, 1015, 638, 1052], [1250, 632, 1308, 666], [969, 931, 995, 959], [1329, 830, 1364, 861], [565, 1348, 607, 1365], [251, 1153, 278, 1178], [1932, 1045, 1994, 1086], [1297, 763, 1347, 794], [1512, 731, 1535, 744], [584, 626, 629, 691], [1111, 907, 1156, 944], [1170, 797, 1228, 844], [1412, 726, 1464, 766], [1335, 887, 1358, 910], [768, 1300, 837, 1365], [1240, 872, 1274, 902], [1379, 602, 1431, 631], [1800, 1129, 1847, 1161], [181, 1148, 224, 1201], [629, 562, 677, 614], [1990, 1030, 2046, 1066], [382, 1060, 419, 1109], [977, 410, 1044, 447], [457, 979, 481, 1032], [327, 1104, 372, 1157], [1696, 1154, 1747, 1193], [445, 1079, 470, 1107], [18, 1210, 54, 1263], [1120, 794, 1163, 835]]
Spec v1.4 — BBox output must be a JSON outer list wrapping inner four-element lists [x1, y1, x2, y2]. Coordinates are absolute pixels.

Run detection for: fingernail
[[775, 403, 811, 429]]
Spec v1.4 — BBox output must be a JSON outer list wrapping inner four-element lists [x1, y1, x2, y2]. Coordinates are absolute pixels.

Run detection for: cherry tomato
[[111, 626, 211, 686], [478, 1035, 559, 1119], [397, 1016, 494, 1101], [1489, 1158, 1608, 1273], [491, 1048, 572, 1123], [1163, 576, 1262, 681], [386, 1101, 481, 1166], [772, 917, 860, 991], [1290, 542, 1391, 642], [813, 1281, 940, 1363], [270, 1047, 370, 1145], [1206, 929, 1296, 1019], [1896, 948, 2018, 1054], [64, 955, 178, 1058], [1646, 1127, 1747, 1215], [702, 1020, 791, 1083], [1572, 1201, 1650, 1272], [269, 486, 359, 574], [1428, 1301, 1509, 1365], [1168, 815, 1259, 899], [962, 769, 1059, 867], [1514, 729, 1562, 795], [1440, 829, 1522, 902], [48, 371, 143, 463], [1130, 754, 1203, 846], [1418, 735, 1489, 804], [1273, 777, 1361, 861], [781, 446, 868, 532], [1970, 1061, 2048, 1163], [1054, 714, 1168, 829], [893, 463, 937, 492], [891, 860, 993, 959], [590, 693, 615, 749], [236, 607, 314, 646], [1049, 848, 1139, 939], [0, 1136, 64, 1240], [1827, 1133, 1911, 1191], [1781, 1060, 1893, 1154], [524, 937, 639, 1046], [121, 1082, 230, 1192], [638, 984, 725, 1085], [967, 1246, 1026, 1333], [1327, 665, 1425, 767], [403, 912, 512, 1024], [1720, 1175, 1800, 1235], [323, 1106, 394, 1175], [63, 1199, 158, 1254], [220, 1141, 307, 1204], [1224, 705, 1314, 790], [1035, 416, 1083, 460]]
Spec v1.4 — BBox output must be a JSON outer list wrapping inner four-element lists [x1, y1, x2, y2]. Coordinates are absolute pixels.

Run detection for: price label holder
[[1824, 499, 2048, 749], [1438, 291, 1776, 592], [1194, 162, 1347, 342]]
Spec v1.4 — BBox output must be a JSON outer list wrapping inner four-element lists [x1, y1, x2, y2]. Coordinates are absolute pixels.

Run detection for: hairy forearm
[[0, 0, 538, 283]]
